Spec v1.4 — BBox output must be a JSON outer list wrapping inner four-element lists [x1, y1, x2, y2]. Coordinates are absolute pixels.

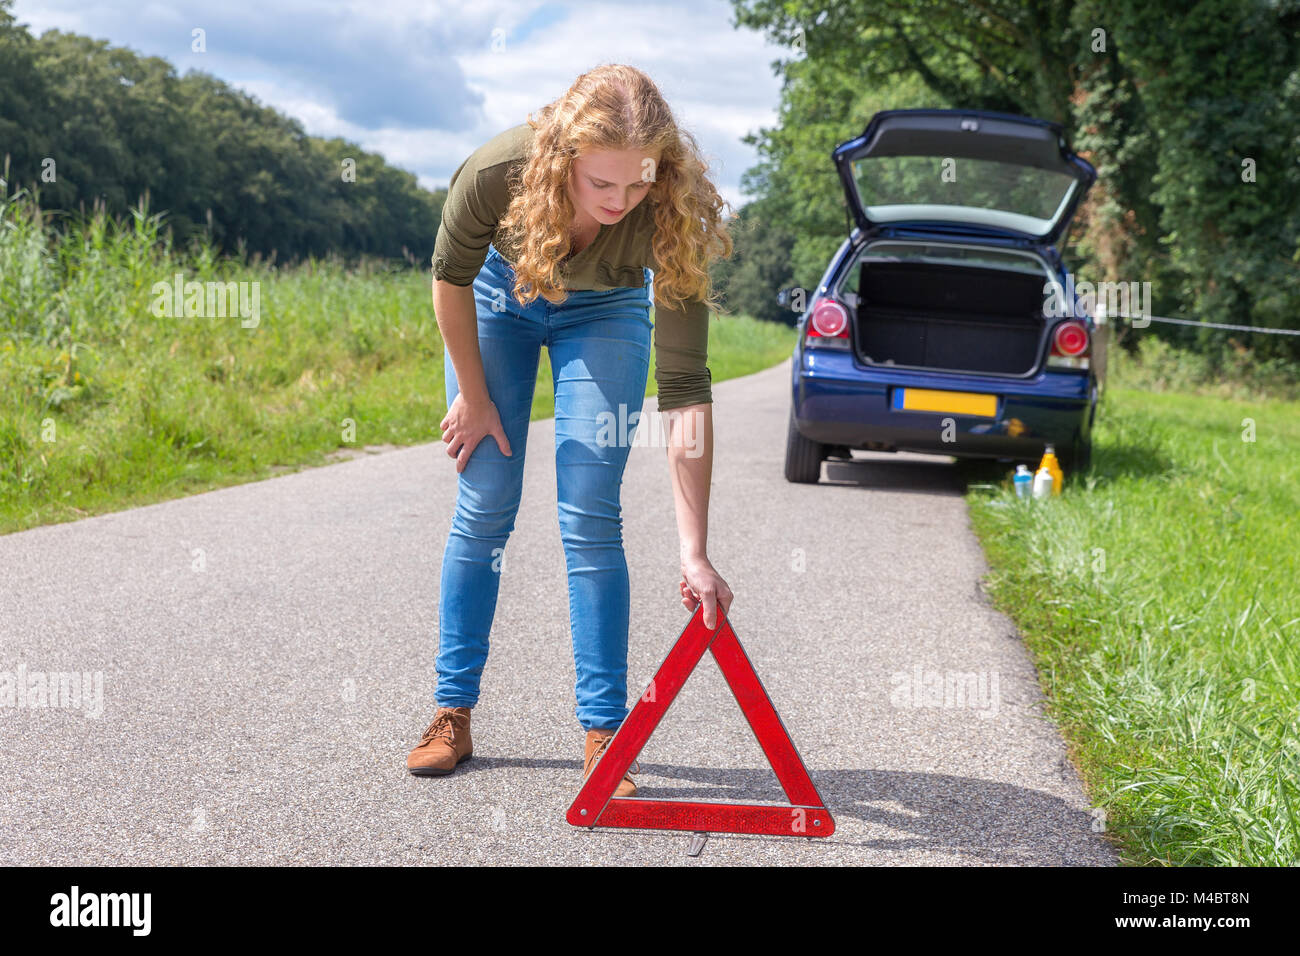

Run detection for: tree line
[[715, 0, 1300, 363], [0, 0, 444, 263]]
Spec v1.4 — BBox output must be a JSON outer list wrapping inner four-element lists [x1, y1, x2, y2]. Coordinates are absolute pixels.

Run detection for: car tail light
[[1048, 319, 1090, 369], [804, 298, 851, 349]]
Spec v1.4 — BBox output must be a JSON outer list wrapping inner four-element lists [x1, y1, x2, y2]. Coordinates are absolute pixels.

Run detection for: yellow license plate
[[894, 388, 997, 417]]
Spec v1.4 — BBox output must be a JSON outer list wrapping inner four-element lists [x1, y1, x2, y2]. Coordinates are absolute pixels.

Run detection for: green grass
[[1108, 334, 1300, 403], [967, 381, 1300, 865], [0, 192, 797, 535]]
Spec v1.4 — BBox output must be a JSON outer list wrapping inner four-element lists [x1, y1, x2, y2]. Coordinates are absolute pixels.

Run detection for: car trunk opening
[[853, 258, 1047, 376]]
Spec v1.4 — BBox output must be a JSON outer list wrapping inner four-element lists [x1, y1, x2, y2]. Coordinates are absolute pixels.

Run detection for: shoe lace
[[586, 734, 639, 781], [419, 711, 462, 748]]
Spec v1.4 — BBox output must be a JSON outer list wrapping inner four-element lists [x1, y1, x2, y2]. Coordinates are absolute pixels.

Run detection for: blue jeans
[[435, 243, 654, 731]]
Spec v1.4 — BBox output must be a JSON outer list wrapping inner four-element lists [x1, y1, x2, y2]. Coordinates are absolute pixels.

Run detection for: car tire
[[1061, 437, 1092, 476], [784, 406, 825, 483]]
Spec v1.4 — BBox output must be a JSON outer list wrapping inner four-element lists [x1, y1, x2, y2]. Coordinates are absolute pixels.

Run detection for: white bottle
[[1032, 466, 1054, 499], [1013, 464, 1033, 498]]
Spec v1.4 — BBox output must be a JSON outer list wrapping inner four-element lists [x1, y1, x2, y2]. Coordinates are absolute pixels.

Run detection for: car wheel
[[1061, 438, 1092, 476], [784, 406, 825, 483]]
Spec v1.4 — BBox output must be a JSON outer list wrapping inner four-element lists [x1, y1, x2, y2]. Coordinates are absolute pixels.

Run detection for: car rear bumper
[[792, 347, 1094, 458]]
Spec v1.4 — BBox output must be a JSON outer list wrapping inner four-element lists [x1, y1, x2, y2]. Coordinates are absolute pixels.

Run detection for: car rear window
[[852, 156, 1077, 233]]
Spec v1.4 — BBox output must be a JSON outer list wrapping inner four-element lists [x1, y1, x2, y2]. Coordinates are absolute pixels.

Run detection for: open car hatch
[[833, 109, 1097, 248]]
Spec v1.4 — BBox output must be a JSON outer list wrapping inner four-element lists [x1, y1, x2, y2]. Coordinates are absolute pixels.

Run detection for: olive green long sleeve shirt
[[431, 122, 712, 411]]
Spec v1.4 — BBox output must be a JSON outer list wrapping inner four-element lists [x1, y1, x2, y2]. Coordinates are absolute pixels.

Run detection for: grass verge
[[967, 384, 1300, 865], [0, 193, 797, 535]]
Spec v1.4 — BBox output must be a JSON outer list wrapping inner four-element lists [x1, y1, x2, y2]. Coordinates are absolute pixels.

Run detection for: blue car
[[785, 108, 1101, 483]]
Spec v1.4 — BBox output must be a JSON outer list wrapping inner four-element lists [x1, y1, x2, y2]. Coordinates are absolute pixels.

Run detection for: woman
[[408, 64, 734, 797]]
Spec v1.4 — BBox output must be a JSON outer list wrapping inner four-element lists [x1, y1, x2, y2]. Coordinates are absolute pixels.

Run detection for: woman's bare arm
[[664, 402, 733, 628], [432, 278, 512, 471], [433, 279, 490, 404]]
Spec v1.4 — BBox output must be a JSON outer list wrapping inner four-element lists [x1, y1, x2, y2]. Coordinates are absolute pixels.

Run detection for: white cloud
[[10, 0, 788, 207]]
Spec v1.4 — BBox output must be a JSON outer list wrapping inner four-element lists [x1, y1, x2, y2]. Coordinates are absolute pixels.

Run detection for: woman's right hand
[[439, 393, 513, 472]]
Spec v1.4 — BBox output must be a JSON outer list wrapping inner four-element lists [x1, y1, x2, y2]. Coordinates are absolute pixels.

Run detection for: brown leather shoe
[[584, 728, 639, 797], [407, 706, 473, 776]]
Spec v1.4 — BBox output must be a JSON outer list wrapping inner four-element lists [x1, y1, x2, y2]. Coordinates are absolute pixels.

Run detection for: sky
[[11, 0, 794, 211]]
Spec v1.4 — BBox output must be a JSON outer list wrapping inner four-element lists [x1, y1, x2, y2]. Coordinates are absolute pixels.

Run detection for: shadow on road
[[819, 452, 1008, 497], [434, 756, 1110, 865], [819, 441, 1176, 499]]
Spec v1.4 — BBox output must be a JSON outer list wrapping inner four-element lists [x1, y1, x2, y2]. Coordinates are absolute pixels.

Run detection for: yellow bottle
[[1039, 444, 1064, 496]]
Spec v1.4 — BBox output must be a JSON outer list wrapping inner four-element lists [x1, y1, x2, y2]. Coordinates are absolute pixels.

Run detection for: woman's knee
[[452, 459, 527, 540], [555, 487, 625, 548]]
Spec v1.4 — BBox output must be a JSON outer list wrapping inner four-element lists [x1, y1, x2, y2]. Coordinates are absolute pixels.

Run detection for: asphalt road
[[0, 357, 1116, 865]]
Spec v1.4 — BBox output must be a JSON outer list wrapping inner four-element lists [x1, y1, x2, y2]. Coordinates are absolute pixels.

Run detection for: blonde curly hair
[[495, 64, 733, 314]]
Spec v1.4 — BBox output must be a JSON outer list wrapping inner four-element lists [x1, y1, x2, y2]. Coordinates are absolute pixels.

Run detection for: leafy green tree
[[1082, 0, 1300, 360], [0, 2, 56, 188], [712, 199, 799, 325], [729, 0, 1300, 360], [0, 0, 445, 263]]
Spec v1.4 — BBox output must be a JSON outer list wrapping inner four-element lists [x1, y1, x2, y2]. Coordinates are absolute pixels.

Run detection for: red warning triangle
[[566, 604, 835, 837]]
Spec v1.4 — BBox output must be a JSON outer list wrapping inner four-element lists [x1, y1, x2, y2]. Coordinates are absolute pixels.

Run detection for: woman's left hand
[[678, 554, 734, 630]]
